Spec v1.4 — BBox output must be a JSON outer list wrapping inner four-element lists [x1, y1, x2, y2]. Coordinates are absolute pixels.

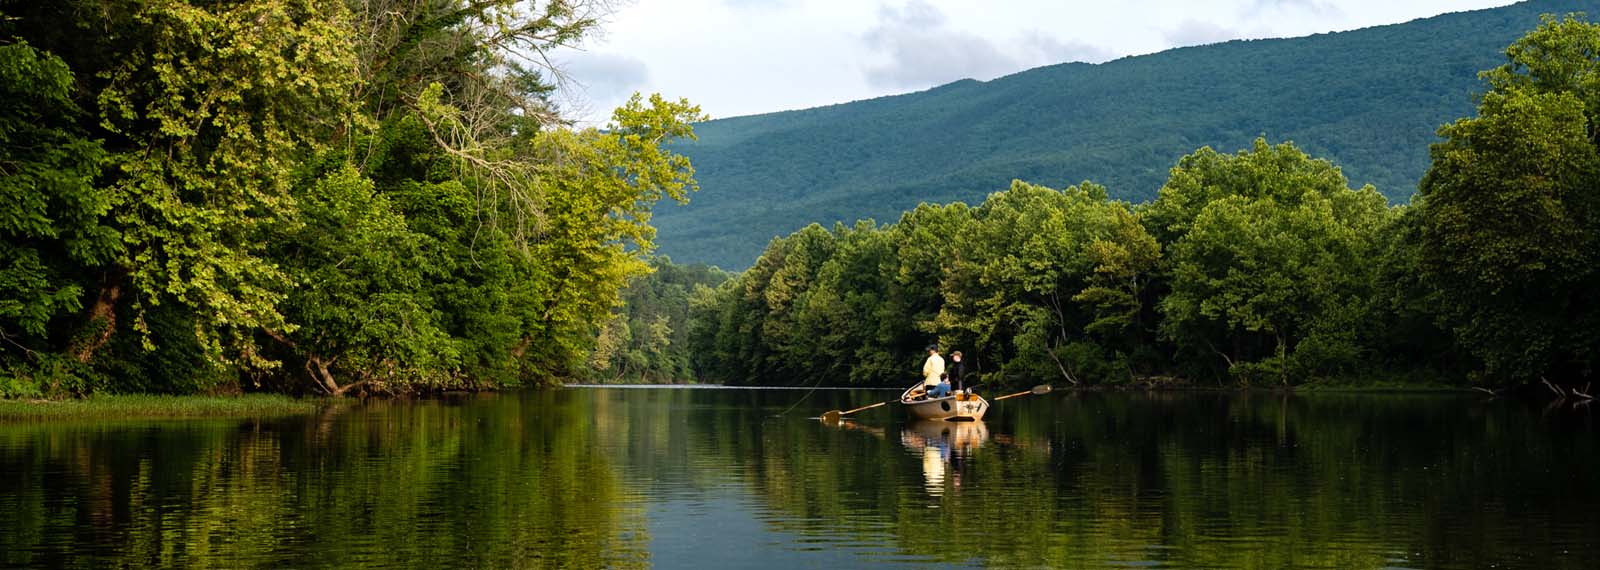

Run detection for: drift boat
[[899, 383, 989, 421]]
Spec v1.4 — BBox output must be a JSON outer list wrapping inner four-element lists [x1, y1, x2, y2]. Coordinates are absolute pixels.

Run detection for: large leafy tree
[[1411, 15, 1600, 387], [265, 166, 455, 395], [1146, 140, 1392, 384]]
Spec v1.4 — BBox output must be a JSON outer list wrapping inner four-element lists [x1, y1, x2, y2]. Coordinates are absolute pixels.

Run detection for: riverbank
[[0, 394, 323, 421]]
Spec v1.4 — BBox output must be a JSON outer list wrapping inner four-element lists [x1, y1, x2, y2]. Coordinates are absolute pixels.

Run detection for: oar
[[993, 384, 1053, 401], [820, 399, 896, 423]]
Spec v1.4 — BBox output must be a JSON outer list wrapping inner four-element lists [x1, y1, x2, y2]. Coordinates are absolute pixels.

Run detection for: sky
[[550, 0, 1519, 126]]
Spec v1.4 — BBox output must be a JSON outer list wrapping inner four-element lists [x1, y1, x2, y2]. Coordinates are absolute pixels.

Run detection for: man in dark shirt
[[949, 351, 967, 391]]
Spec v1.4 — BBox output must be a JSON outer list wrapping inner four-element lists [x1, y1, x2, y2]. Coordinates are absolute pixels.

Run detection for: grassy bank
[[0, 394, 323, 421]]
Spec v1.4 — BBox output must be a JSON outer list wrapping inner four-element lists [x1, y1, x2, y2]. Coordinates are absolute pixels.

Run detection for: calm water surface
[[1, 388, 1595, 569]]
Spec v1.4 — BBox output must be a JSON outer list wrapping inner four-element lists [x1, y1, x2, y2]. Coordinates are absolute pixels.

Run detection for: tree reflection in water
[[1, 388, 1596, 569]]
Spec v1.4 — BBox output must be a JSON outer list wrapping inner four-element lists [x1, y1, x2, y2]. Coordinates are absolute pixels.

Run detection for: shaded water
[[1, 388, 1595, 569]]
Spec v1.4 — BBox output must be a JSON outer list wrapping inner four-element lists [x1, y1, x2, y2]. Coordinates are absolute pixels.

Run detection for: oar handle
[[994, 390, 1032, 401], [840, 400, 891, 415]]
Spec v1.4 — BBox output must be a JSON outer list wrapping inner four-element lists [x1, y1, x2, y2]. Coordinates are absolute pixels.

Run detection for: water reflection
[[0, 389, 1595, 569], [899, 420, 990, 496], [0, 394, 651, 569]]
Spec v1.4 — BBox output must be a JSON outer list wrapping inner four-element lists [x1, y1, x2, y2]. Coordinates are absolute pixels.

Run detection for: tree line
[[681, 16, 1600, 391], [585, 259, 728, 384], [0, 0, 703, 397]]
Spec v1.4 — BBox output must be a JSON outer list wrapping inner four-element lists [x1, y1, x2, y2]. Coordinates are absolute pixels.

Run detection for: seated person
[[929, 373, 953, 398]]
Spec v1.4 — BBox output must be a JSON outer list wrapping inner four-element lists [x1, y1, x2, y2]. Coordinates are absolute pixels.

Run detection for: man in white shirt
[[921, 345, 945, 398]]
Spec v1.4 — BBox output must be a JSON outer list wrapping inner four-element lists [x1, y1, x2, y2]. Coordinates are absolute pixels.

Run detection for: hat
[[926, 344, 939, 352]]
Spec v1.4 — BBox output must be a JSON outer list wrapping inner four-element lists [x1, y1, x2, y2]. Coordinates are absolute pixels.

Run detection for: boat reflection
[[899, 420, 990, 496]]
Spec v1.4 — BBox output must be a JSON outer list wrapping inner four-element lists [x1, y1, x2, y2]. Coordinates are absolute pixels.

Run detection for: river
[[1, 387, 1595, 569]]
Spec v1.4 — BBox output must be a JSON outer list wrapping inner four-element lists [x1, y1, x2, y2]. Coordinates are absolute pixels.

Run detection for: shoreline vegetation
[[0, 394, 322, 421]]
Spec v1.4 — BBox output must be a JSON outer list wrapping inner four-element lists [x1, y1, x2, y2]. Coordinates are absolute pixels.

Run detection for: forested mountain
[[657, 0, 1600, 269]]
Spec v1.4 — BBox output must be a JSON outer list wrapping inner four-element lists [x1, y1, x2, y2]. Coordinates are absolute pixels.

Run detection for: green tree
[[1410, 14, 1600, 387], [523, 94, 707, 382], [1144, 140, 1392, 384], [92, 0, 359, 369], [888, 203, 975, 375], [0, 39, 110, 396], [266, 166, 456, 395], [1152, 141, 1392, 384], [1072, 205, 1162, 372], [590, 259, 729, 384], [800, 223, 900, 383]]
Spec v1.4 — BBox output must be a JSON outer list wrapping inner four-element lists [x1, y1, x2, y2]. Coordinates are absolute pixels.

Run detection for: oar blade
[[994, 385, 1054, 401], [820, 410, 842, 423]]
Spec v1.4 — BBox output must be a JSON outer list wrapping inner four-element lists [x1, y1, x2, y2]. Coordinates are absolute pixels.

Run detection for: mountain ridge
[[655, 0, 1599, 269]]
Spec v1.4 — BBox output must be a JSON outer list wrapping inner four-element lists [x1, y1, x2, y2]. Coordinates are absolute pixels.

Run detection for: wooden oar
[[820, 400, 894, 423], [994, 384, 1053, 401]]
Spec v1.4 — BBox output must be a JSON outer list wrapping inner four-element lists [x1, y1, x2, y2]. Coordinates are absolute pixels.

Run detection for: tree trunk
[[1045, 339, 1080, 385], [265, 330, 366, 397], [310, 356, 338, 394], [73, 278, 123, 363], [1276, 331, 1289, 386]]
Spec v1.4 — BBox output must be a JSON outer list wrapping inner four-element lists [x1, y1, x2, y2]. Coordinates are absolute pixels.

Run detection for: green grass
[[0, 394, 323, 421]]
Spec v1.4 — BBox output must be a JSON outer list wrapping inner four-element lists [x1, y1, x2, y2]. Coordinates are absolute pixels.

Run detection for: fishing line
[[773, 373, 829, 418]]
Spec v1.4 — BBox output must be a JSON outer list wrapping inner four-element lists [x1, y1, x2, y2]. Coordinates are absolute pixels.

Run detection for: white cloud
[[1022, 31, 1117, 65], [862, 1, 1023, 88], [1165, 19, 1243, 48], [553, 51, 650, 123]]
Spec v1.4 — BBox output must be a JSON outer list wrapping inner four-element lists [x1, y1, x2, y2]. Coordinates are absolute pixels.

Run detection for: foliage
[[1407, 14, 1600, 387], [0, 38, 114, 398], [0, 1, 702, 397], [587, 259, 730, 383], [1151, 141, 1393, 384], [689, 139, 1401, 388], [691, 176, 1169, 387]]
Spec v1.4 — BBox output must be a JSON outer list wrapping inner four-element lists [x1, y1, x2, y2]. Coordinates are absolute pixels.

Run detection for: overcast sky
[[550, 0, 1519, 126]]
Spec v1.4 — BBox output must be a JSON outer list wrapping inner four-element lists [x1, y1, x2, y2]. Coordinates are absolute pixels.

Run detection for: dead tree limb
[[1542, 377, 1566, 398]]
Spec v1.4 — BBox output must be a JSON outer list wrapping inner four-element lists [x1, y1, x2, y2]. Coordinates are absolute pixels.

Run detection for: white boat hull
[[899, 384, 989, 421]]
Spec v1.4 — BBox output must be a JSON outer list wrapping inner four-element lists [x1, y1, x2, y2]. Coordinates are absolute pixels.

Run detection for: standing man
[[921, 344, 945, 398], [949, 351, 966, 392]]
